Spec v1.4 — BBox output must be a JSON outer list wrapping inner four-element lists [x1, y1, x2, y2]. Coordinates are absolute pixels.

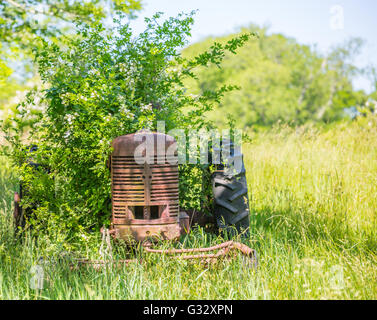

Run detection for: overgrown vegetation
[[1, 117, 376, 299], [1, 11, 253, 242]]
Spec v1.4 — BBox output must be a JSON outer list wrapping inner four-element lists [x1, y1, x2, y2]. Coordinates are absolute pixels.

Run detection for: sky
[[129, 0, 377, 93]]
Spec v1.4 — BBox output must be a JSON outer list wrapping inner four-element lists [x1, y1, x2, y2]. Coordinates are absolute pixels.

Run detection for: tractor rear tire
[[211, 140, 251, 238]]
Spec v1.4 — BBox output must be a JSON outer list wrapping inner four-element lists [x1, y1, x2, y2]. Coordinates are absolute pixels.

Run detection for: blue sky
[[130, 0, 377, 92]]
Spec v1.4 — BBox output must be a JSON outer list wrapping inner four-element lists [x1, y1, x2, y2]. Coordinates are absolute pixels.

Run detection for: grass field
[[0, 118, 376, 299]]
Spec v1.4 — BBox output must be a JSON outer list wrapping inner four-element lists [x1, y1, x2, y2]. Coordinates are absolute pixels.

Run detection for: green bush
[[1, 12, 253, 244]]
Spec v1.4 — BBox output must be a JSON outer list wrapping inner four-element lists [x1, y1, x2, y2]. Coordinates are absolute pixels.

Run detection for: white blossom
[[118, 95, 126, 104], [89, 69, 100, 77], [104, 114, 112, 122], [118, 63, 128, 73], [78, 95, 88, 102], [140, 103, 153, 112], [61, 93, 71, 106], [119, 104, 135, 120], [65, 114, 74, 125], [63, 130, 71, 139], [91, 91, 100, 99]]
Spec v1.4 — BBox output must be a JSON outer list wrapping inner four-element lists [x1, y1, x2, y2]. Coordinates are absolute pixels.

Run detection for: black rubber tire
[[211, 140, 251, 237]]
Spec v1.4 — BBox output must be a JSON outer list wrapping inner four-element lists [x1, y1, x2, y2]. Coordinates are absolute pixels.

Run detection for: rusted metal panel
[[110, 132, 184, 242]]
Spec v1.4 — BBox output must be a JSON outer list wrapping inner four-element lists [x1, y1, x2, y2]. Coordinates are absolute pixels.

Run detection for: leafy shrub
[[1, 11, 253, 243]]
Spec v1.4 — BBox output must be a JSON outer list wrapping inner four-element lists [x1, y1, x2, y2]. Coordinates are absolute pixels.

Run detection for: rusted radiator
[[109, 132, 188, 242]]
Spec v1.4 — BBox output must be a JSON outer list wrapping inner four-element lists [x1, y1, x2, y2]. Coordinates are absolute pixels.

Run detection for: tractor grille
[[111, 133, 179, 223]]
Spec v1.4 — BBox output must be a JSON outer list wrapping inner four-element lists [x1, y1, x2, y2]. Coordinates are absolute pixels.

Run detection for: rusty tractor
[[13, 131, 256, 267]]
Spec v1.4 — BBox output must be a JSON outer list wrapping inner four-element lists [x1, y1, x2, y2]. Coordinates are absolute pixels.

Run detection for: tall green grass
[[0, 118, 376, 299]]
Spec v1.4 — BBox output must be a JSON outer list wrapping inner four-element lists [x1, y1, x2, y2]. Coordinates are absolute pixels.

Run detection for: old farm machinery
[[13, 131, 257, 267]]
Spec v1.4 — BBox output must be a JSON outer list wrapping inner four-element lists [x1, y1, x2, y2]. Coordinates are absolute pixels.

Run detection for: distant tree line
[[183, 25, 376, 128]]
